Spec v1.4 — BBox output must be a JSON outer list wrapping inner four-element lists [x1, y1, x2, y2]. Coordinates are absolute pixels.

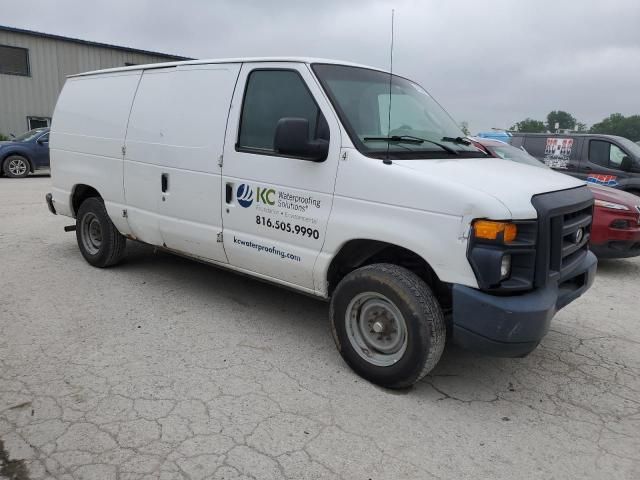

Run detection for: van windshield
[[312, 64, 483, 159]]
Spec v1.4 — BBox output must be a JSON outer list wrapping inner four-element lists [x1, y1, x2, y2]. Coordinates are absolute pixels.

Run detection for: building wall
[[0, 29, 178, 136]]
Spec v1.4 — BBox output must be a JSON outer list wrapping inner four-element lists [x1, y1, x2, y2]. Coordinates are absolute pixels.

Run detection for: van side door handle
[[225, 182, 233, 204], [161, 173, 169, 192]]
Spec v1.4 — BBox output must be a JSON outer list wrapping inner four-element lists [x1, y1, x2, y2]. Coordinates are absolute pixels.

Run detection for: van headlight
[[473, 220, 518, 243], [468, 220, 537, 291]]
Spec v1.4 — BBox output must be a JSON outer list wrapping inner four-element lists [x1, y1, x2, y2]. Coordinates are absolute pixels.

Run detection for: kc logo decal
[[257, 187, 276, 206], [237, 184, 254, 208]]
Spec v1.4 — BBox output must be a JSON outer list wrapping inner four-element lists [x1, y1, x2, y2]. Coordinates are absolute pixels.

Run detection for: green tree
[[575, 122, 588, 132], [546, 111, 578, 131], [590, 113, 640, 141], [460, 121, 471, 136], [510, 118, 546, 133], [0, 133, 8, 141]]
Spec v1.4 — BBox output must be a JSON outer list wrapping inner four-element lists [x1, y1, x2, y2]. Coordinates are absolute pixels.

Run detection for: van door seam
[[219, 63, 244, 262], [121, 71, 144, 207]]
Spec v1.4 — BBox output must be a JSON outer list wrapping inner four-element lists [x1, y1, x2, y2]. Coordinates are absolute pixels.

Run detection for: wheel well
[[72, 184, 101, 216], [327, 240, 451, 309]]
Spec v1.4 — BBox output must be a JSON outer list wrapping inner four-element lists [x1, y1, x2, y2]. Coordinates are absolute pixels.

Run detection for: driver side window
[[237, 70, 327, 155], [589, 140, 628, 170], [609, 144, 626, 168]]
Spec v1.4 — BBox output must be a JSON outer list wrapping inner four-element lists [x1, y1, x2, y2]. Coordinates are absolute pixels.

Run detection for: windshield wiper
[[363, 135, 458, 155], [441, 136, 471, 146]]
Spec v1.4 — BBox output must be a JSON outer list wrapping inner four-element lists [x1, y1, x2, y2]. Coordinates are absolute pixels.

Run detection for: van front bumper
[[451, 250, 597, 357]]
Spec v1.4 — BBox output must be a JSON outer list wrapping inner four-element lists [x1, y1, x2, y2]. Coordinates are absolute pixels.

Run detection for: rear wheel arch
[[71, 184, 102, 216]]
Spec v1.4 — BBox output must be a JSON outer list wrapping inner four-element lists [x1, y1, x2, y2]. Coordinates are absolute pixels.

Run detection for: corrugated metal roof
[[0, 24, 193, 60]]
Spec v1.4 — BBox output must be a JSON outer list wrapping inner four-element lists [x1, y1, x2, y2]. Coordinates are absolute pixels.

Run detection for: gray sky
[[3, 0, 639, 133]]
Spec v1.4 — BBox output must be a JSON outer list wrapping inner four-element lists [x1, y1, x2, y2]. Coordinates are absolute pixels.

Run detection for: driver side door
[[33, 132, 50, 168], [221, 63, 341, 292], [581, 138, 631, 186]]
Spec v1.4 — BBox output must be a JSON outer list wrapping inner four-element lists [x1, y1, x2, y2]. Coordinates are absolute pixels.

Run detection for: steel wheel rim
[[345, 292, 408, 367], [80, 212, 102, 255], [9, 158, 27, 176]]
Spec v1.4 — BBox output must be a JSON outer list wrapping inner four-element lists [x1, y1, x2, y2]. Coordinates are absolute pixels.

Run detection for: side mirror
[[274, 117, 328, 162], [620, 156, 632, 172]]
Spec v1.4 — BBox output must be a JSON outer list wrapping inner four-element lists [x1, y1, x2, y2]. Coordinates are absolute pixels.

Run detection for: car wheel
[[76, 197, 127, 267], [330, 263, 446, 389], [3, 155, 30, 178]]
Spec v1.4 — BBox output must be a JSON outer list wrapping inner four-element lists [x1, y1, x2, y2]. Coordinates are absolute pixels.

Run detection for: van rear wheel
[[330, 263, 446, 389], [76, 197, 126, 267]]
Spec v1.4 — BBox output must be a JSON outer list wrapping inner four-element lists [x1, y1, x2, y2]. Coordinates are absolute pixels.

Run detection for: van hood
[[393, 156, 585, 218]]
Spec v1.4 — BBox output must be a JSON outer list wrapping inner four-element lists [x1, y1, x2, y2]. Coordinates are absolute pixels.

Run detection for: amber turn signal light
[[473, 220, 517, 242]]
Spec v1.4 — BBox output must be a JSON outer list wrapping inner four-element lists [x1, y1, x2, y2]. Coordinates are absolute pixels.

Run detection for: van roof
[[68, 57, 389, 78]]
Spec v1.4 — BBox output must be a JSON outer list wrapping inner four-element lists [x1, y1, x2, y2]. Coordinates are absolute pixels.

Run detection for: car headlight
[[595, 199, 629, 211]]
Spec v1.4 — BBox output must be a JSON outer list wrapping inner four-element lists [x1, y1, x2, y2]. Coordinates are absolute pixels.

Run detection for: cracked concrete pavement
[[1, 176, 639, 479]]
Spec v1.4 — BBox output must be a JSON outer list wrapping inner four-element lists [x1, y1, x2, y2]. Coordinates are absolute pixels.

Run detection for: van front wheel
[[330, 264, 446, 389], [76, 197, 126, 267]]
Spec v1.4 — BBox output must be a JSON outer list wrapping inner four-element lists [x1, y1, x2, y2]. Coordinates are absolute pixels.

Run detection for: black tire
[[330, 263, 446, 389], [3, 155, 30, 178], [76, 197, 127, 267]]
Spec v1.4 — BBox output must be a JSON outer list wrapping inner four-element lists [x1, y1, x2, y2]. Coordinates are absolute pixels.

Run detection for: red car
[[472, 138, 640, 259]]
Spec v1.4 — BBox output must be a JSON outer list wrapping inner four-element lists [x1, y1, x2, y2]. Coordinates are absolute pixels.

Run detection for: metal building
[[0, 25, 190, 137]]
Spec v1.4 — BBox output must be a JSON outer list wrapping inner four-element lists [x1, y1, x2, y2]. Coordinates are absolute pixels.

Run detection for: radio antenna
[[384, 9, 395, 165]]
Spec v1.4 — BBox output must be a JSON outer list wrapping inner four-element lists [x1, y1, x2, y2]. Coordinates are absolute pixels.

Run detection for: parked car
[[508, 133, 640, 195], [0, 128, 50, 178], [46, 58, 596, 388], [471, 138, 640, 259]]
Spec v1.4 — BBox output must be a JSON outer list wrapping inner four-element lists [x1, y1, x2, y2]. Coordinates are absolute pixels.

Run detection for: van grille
[[549, 206, 592, 275], [531, 186, 594, 287]]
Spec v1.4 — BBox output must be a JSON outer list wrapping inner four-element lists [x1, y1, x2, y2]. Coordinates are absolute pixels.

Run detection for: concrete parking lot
[[1, 176, 639, 480]]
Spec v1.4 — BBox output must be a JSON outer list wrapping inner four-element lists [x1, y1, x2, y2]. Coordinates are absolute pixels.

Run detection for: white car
[[46, 58, 597, 388]]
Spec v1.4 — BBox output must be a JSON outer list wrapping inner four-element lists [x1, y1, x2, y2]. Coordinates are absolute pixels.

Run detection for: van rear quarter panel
[[50, 71, 142, 230]]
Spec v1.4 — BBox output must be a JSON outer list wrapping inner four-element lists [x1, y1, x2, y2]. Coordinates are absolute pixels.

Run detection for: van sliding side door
[[124, 64, 241, 262]]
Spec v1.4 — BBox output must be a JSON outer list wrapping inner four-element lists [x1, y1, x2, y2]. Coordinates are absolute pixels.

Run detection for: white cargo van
[[46, 58, 597, 388]]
